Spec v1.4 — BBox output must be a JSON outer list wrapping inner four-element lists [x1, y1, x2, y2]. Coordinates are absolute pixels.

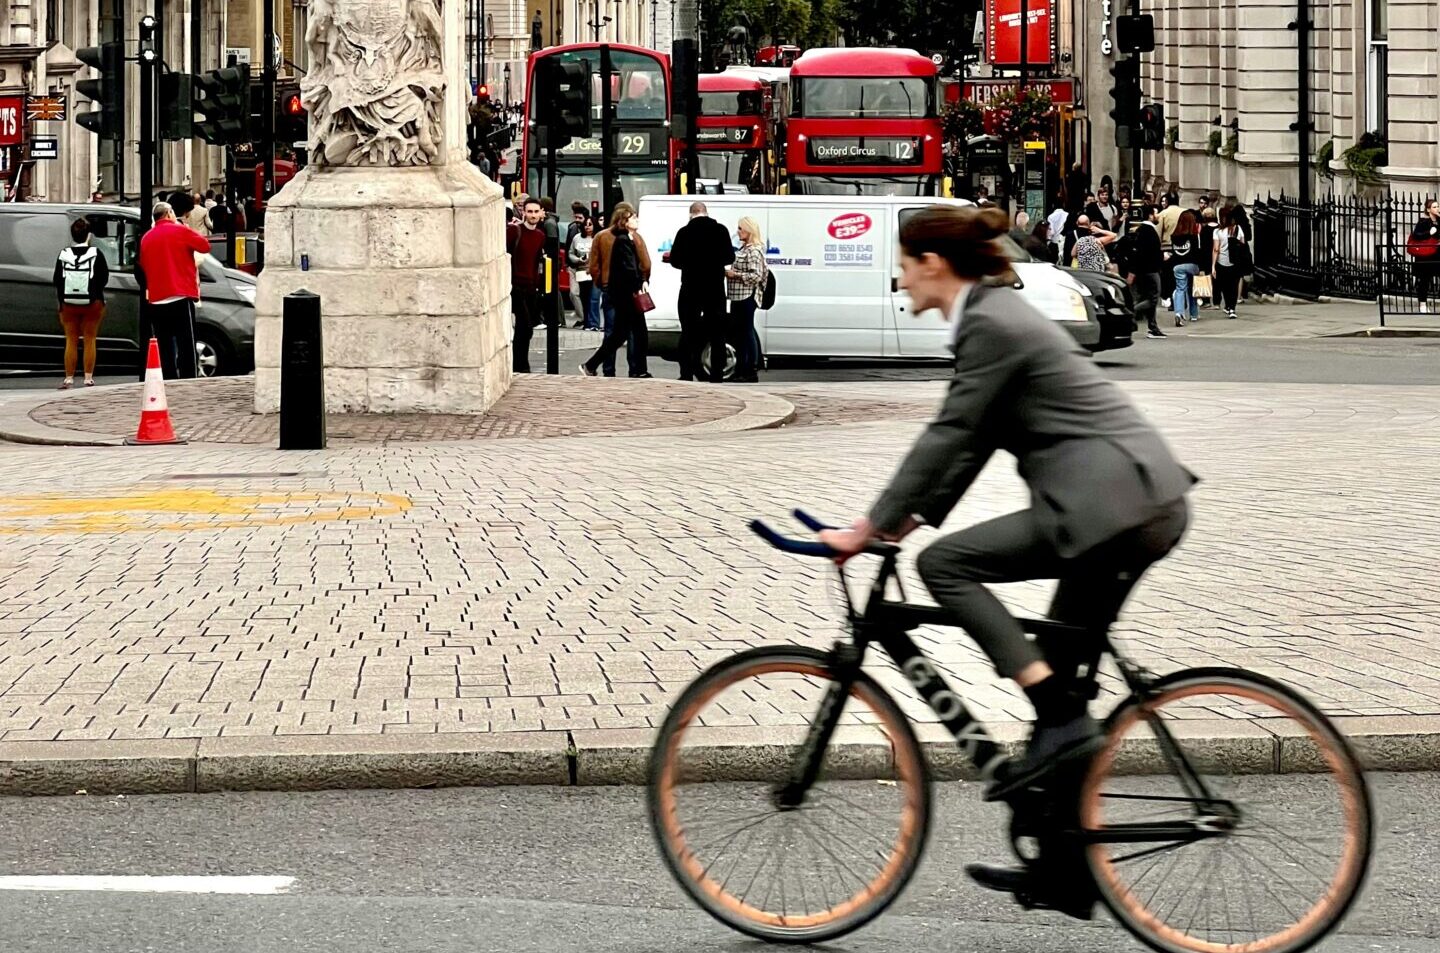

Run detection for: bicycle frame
[[775, 537, 1228, 832]]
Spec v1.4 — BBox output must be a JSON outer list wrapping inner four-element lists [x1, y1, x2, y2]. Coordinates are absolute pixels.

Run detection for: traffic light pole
[[138, 18, 157, 235], [262, 0, 277, 206], [600, 44, 615, 219], [1130, 0, 1142, 202]]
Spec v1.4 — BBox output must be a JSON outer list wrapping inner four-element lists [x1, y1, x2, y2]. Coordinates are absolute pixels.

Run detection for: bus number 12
[[892, 140, 915, 161]]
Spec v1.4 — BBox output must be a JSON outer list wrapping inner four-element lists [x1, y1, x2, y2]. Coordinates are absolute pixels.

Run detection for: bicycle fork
[[775, 641, 862, 810]]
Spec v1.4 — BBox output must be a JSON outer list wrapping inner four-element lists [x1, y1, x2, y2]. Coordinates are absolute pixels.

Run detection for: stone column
[[253, 0, 512, 414]]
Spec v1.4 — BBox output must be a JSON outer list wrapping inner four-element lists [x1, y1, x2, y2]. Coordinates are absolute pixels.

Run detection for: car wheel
[[195, 329, 229, 378], [699, 342, 737, 381]]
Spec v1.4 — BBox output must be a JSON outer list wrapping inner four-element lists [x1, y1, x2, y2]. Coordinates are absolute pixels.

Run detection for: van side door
[[887, 206, 954, 357]]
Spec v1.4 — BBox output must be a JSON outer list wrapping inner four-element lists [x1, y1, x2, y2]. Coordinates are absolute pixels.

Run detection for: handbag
[[1192, 273, 1214, 299], [632, 284, 656, 314], [1407, 237, 1439, 259]]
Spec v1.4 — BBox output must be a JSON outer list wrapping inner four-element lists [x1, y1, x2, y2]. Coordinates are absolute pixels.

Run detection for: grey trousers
[[914, 500, 1189, 679]]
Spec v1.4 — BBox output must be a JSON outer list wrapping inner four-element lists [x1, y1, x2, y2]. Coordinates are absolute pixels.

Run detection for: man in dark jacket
[[667, 202, 735, 382], [1123, 205, 1166, 339]]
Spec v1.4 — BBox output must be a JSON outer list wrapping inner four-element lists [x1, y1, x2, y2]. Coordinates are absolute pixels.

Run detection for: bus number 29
[[620, 134, 648, 155]]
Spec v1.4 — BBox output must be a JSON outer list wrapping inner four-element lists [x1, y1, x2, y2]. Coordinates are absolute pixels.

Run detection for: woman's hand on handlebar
[[818, 516, 917, 562]]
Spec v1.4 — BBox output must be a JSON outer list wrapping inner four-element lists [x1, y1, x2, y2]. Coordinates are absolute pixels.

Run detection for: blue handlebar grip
[[749, 520, 839, 558], [792, 509, 835, 532]]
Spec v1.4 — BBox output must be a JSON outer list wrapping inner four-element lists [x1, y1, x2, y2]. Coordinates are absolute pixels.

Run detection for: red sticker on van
[[827, 213, 872, 240]]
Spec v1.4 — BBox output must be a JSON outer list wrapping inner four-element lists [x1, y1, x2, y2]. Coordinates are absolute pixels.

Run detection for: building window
[[1366, 0, 1388, 137], [46, 0, 59, 43]]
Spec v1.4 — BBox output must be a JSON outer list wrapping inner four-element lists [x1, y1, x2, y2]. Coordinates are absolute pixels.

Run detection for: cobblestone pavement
[[29, 375, 748, 443], [0, 379, 1437, 744]]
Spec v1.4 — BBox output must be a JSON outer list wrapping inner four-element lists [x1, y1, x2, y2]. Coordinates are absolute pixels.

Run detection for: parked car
[[637, 194, 1119, 375], [0, 203, 256, 376], [1052, 264, 1136, 352]]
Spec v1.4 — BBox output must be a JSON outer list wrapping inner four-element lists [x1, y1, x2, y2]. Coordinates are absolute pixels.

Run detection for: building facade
[[1074, 0, 1439, 202]]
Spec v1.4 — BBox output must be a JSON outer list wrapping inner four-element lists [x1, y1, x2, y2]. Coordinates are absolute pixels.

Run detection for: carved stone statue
[[303, 0, 447, 167]]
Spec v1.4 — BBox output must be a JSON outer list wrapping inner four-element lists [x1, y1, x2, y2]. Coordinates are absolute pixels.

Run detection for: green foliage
[[1206, 130, 1222, 156], [1340, 131, 1388, 185], [1221, 132, 1238, 158], [987, 86, 1054, 143], [835, 0, 979, 58], [1316, 138, 1335, 179], [942, 99, 984, 143], [703, 0, 839, 64], [1166, 124, 1179, 147]]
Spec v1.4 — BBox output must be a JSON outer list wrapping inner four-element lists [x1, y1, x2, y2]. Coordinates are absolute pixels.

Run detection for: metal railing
[[1251, 192, 1430, 301], [1376, 243, 1440, 326]]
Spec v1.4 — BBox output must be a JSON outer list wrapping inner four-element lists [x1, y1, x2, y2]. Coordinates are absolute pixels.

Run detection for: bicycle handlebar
[[750, 510, 902, 560]]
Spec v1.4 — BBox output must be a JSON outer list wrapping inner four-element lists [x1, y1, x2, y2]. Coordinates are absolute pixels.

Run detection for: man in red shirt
[[505, 197, 547, 373], [138, 199, 210, 379]]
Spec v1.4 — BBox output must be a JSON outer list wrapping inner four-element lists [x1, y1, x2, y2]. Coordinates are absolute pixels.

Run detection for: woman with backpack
[[51, 217, 110, 389], [724, 216, 767, 383], [580, 205, 653, 378], [1210, 205, 1249, 319]]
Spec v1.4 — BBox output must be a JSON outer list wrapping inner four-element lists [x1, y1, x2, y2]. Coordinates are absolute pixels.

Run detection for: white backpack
[[59, 246, 98, 304]]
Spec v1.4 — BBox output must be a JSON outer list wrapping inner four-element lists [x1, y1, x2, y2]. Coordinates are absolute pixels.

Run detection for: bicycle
[[648, 509, 1373, 953]]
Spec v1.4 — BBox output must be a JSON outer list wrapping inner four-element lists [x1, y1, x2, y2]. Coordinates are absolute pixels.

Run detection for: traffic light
[[1116, 14, 1156, 54], [535, 58, 592, 150], [192, 65, 251, 145], [159, 72, 193, 140], [277, 86, 307, 145], [477, 84, 490, 102], [1108, 57, 1141, 149], [75, 42, 123, 140], [1138, 103, 1165, 150]]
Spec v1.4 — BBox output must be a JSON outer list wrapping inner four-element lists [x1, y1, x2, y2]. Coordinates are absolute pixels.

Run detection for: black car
[[1065, 267, 1136, 352], [0, 203, 256, 376]]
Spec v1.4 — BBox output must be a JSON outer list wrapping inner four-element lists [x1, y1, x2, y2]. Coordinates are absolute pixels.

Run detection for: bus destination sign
[[807, 137, 922, 166]]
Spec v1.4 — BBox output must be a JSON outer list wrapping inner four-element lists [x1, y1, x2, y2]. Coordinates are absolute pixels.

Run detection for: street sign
[[25, 95, 66, 121], [0, 96, 23, 147], [30, 136, 58, 160], [930, 53, 944, 65], [224, 47, 252, 67]]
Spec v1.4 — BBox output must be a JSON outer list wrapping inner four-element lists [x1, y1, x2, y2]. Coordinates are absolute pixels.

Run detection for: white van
[[636, 194, 1102, 371]]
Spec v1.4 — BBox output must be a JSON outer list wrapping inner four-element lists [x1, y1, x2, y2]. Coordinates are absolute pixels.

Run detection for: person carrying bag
[[581, 206, 654, 378], [52, 217, 111, 389]]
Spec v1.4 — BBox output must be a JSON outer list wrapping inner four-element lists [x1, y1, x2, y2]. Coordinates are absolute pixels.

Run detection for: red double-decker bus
[[694, 70, 777, 193], [522, 43, 674, 214], [785, 47, 943, 196]]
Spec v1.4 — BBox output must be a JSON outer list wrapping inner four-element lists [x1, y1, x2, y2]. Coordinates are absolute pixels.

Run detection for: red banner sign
[[0, 97, 24, 148], [964, 78, 1075, 105], [985, 0, 1053, 68]]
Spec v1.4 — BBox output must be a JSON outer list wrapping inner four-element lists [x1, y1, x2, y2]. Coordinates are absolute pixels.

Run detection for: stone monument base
[[253, 163, 511, 414]]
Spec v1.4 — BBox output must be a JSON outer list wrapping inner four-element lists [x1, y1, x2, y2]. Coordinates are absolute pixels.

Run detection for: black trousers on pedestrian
[[678, 287, 726, 382], [138, 299, 198, 380], [914, 500, 1188, 680], [1214, 265, 1242, 311], [512, 287, 541, 373], [730, 297, 759, 379], [1131, 272, 1162, 333], [584, 293, 648, 376]]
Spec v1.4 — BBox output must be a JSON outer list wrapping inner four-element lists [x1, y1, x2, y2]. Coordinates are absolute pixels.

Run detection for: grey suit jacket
[[870, 284, 1197, 558]]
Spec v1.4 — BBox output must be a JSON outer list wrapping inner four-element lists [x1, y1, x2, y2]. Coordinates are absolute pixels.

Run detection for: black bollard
[[279, 290, 326, 450]]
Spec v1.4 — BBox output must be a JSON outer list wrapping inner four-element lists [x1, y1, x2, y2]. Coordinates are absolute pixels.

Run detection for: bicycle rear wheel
[[648, 646, 930, 944], [1080, 668, 1373, 953]]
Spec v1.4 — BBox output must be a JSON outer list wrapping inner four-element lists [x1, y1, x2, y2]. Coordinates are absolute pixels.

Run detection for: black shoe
[[631, 372, 654, 379], [985, 714, 1103, 802], [965, 864, 1096, 921]]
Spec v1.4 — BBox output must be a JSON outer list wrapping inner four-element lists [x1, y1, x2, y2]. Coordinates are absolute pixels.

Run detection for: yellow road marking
[[0, 489, 412, 534]]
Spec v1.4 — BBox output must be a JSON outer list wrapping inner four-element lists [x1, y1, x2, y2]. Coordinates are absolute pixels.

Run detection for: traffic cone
[[125, 337, 186, 446]]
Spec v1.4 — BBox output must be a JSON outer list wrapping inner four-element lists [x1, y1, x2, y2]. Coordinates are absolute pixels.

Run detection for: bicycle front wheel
[[648, 646, 930, 944], [1081, 668, 1373, 953]]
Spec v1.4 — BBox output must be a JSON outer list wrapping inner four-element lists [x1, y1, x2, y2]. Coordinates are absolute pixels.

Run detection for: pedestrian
[[588, 202, 643, 376], [52, 216, 110, 389], [580, 204, 652, 378], [184, 195, 213, 235], [203, 190, 217, 210], [1085, 185, 1117, 228], [209, 194, 233, 236], [506, 196, 547, 372], [1027, 220, 1058, 263], [1124, 204, 1166, 339], [566, 202, 589, 247], [723, 216, 767, 383], [1210, 205, 1248, 319], [89, 190, 105, 204], [1195, 206, 1219, 309], [1046, 204, 1069, 259], [1230, 203, 1254, 302], [1072, 216, 1118, 272], [538, 196, 560, 245], [1410, 198, 1440, 313], [137, 200, 211, 379], [1168, 210, 1202, 326], [567, 214, 599, 329], [1157, 192, 1183, 250], [667, 200, 734, 382], [1065, 162, 1089, 212]]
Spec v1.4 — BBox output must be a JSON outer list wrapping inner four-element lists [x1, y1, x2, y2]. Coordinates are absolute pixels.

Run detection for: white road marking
[[0, 876, 296, 895]]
